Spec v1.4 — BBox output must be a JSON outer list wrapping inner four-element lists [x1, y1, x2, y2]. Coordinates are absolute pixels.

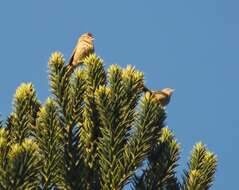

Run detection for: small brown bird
[[67, 32, 94, 70], [143, 86, 174, 107]]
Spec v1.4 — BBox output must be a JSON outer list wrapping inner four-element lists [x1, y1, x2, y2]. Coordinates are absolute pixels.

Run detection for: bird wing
[[154, 91, 170, 106], [68, 47, 76, 66], [78, 43, 94, 60], [155, 92, 166, 99]]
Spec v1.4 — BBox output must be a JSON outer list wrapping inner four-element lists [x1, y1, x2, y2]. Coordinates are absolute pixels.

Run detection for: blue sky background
[[0, 1, 238, 189]]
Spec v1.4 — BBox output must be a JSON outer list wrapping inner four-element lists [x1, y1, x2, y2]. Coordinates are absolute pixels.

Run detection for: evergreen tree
[[0, 50, 217, 189]]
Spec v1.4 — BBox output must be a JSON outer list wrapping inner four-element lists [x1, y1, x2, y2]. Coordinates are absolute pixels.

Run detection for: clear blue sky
[[0, 1, 238, 189]]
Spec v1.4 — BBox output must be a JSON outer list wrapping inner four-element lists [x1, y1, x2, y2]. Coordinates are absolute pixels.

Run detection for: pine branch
[[121, 65, 145, 141], [2, 139, 40, 190], [80, 54, 106, 189], [0, 48, 218, 190], [0, 128, 9, 189], [182, 142, 217, 190], [133, 127, 180, 190], [11, 83, 40, 144], [48, 52, 69, 121], [48, 52, 87, 189], [60, 69, 87, 189], [69, 69, 86, 125], [35, 98, 63, 189], [95, 65, 144, 189], [0, 116, 15, 188], [117, 93, 166, 189]]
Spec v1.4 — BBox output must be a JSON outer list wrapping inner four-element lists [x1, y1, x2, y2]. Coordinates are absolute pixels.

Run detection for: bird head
[[79, 32, 94, 43], [161, 88, 175, 96]]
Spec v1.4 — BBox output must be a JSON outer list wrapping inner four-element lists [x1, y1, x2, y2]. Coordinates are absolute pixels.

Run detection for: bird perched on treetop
[[143, 86, 175, 107], [67, 32, 94, 71]]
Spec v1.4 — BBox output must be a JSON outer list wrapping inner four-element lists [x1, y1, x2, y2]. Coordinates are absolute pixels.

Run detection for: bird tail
[[65, 63, 75, 78], [66, 62, 73, 72]]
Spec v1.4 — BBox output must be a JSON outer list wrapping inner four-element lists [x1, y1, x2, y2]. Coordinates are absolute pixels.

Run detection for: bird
[[143, 86, 174, 107], [67, 32, 94, 71]]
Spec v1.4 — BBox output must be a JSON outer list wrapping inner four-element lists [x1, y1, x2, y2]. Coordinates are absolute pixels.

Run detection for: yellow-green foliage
[[0, 52, 217, 190]]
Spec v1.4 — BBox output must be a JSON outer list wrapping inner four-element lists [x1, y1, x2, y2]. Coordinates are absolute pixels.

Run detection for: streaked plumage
[[67, 32, 94, 70]]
